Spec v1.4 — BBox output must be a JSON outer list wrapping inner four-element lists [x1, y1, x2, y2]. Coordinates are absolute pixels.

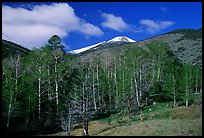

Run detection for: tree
[[69, 60, 106, 136], [79, 61, 96, 136], [48, 35, 65, 50], [48, 35, 66, 113], [25, 47, 51, 121], [60, 99, 79, 136], [2, 54, 24, 129], [164, 64, 181, 107], [182, 64, 194, 107], [58, 54, 80, 135]]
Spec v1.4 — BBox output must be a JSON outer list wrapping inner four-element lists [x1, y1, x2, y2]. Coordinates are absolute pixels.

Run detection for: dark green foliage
[[135, 28, 202, 66], [176, 46, 186, 53], [2, 39, 30, 59], [148, 81, 165, 102], [2, 34, 202, 135], [168, 28, 202, 40], [48, 35, 65, 50], [193, 55, 202, 64], [77, 42, 131, 56]]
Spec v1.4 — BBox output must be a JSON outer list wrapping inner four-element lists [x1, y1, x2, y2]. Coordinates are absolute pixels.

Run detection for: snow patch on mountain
[[69, 36, 136, 54], [108, 36, 136, 42], [70, 41, 106, 54]]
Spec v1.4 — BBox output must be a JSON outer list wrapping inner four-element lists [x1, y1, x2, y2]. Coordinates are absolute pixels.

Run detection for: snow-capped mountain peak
[[107, 36, 136, 43], [69, 36, 136, 54], [70, 41, 106, 54]]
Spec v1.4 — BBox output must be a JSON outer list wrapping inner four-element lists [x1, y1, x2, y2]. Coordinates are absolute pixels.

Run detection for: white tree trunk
[[55, 78, 59, 112], [108, 69, 111, 104], [122, 59, 126, 98], [114, 61, 118, 106], [151, 57, 155, 84], [92, 69, 97, 111], [185, 71, 189, 108], [7, 90, 13, 129], [67, 107, 71, 136], [195, 70, 198, 93], [157, 64, 161, 82], [200, 74, 202, 93], [47, 66, 51, 100], [139, 66, 142, 100], [133, 61, 140, 106], [38, 77, 41, 121], [96, 62, 101, 106], [82, 82, 85, 113], [54, 60, 59, 112], [172, 75, 176, 107], [6, 55, 22, 129]]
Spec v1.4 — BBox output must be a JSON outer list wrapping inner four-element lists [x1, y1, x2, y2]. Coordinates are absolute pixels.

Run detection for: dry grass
[[70, 120, 118, 136], [96, 118, 202, 136], [96, 104, 202, 136], [47, 104, 202, 136], [48, 120, 118, 136], [170, 104, 202, 119]]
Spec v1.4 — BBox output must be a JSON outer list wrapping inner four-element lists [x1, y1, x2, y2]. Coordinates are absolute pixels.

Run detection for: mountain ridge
[[77, 28, 202, 65], [69, 36, 136, 54], [2, 39, 30, 59], [107, 36, 136, 43], [2, 28, 202, 65]]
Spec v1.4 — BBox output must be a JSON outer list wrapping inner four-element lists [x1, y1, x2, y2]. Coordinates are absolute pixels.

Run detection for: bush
[[176, 47, 186, 53]]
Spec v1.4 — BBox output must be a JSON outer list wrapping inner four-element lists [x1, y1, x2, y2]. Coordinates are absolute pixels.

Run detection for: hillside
[[134, 28, 202, 65], [2, 31, 202, 136], [48, 96, 202, 136], [70, 36, 136, 54], [77, 28, 202, 66], [2, 39, 30, 59]]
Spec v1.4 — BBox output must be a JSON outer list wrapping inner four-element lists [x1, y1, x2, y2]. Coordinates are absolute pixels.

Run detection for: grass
[[97, 118, 202, 136], [47, 100, 202, 136], [96, 103, 202, 136]]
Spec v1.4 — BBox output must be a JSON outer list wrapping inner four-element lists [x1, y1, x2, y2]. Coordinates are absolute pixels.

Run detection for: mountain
[[2, 39, 30, 59], [2, 28, 201, 65], [69, 36, 136, 54], [135, 28, 202, 65], [77, 28, 202, 66], [107, 36, 136, 43], [2, 29, 202, 135], [70, 41, 106, 54]]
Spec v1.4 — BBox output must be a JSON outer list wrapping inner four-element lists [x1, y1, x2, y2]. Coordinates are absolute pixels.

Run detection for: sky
[[2, 2, 202, 52]]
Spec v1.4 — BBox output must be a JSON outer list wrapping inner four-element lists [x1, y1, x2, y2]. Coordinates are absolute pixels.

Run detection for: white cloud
[[101, 12, 129, 32], [140, 19, 174, 34], [2, 3, 104, 49], [80, 21, 104, 36], [2, 24, 67, 49]]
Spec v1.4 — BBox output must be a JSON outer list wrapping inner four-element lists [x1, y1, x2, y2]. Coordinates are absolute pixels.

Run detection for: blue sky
[[2, 2, 202, 52]]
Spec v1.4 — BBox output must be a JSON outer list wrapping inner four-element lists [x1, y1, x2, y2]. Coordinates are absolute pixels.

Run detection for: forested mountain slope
[[2, 29, 202, 136], [2, 39, 30, 59], [78, 28, 202, 66], [134, 28, 202, 65]]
